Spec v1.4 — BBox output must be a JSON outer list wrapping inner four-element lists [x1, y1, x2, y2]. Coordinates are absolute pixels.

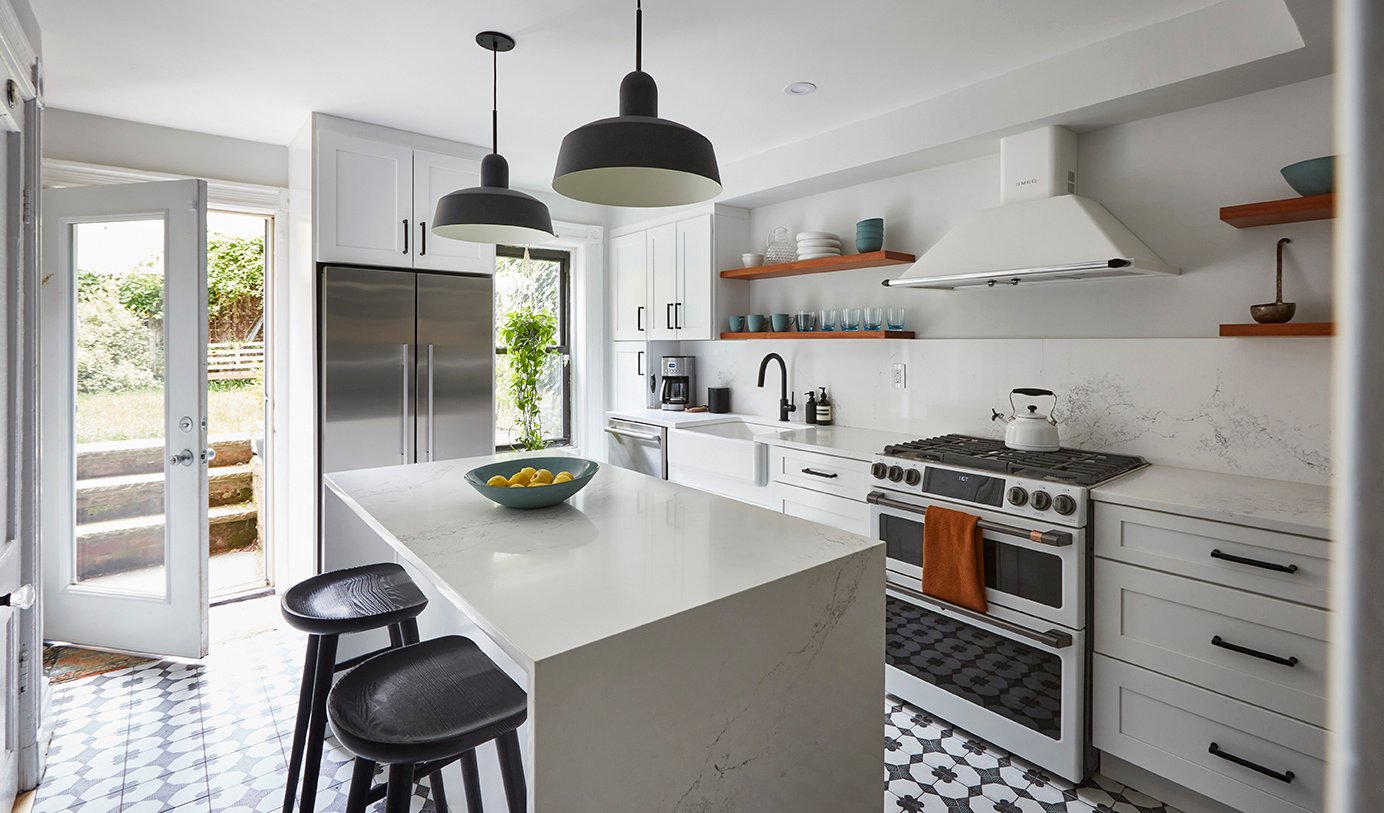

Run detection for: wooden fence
[[208, 341, 265, 381]]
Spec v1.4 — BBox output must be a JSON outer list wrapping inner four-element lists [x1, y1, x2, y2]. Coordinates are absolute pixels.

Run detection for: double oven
[[869, 462, 1094, 783]]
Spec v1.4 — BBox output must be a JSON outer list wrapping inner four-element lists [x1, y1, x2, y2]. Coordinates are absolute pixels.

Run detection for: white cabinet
[[412, 149, 495, 274], [647, 223, 679, 339], [610, 232, 648, 341], [767, 446, 871, 535], [777, 484, 870, 536], [611, 343, 651, 411], [316, 128, 495, 273], [675, 215, 714, 339]]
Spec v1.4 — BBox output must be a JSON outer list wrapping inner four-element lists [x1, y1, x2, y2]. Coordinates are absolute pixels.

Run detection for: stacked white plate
[[796, 231, 842, 260]]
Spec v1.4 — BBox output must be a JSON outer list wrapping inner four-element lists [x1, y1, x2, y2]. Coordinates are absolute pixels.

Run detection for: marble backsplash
[[680, 337, 1332, 486]]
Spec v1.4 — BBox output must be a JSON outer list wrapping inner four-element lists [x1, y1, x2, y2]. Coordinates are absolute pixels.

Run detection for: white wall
[[44, 109, 288, 188], [671, 77, 1335, 485]]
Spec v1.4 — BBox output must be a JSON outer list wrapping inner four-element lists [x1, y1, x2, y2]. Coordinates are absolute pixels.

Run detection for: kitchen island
[[324, 455, 884, 812]]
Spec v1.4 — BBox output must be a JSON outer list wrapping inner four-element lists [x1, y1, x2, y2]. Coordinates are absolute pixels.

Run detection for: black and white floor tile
[[32, 602, 1181, 813]]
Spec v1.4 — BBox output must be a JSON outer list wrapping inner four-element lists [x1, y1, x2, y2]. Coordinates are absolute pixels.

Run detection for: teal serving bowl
[[1280, 156, 1334, 196], [465, 457, 599, 509]]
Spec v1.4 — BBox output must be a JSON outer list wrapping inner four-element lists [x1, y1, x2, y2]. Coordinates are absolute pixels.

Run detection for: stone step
[[76, 435, 254, 479], [76, 464, 253, 524], [74, 503, 259, 581]]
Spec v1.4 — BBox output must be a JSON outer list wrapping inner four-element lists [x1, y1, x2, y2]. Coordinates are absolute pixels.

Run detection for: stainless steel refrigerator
[[320, 266, 493, 474]]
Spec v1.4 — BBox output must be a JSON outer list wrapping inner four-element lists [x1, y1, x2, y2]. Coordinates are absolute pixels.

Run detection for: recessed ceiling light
[[784, 81, 817, 96]]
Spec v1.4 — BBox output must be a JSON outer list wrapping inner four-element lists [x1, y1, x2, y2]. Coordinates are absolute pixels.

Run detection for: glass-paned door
[[41, 180, 210, 659]]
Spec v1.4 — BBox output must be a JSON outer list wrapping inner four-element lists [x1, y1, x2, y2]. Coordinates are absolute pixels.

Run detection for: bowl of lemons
[[464, 457, 599, 509]]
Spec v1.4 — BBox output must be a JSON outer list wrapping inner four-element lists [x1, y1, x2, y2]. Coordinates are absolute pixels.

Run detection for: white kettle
[[991, 388, 1062, 452]]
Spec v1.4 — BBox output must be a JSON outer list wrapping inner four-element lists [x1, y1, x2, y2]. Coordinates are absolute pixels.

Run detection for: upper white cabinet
[[610, 232, 648, 342], [315, 122, 496, 274], [608, 206, 749, 343]]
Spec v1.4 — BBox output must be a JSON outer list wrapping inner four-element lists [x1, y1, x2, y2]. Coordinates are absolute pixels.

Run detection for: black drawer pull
[[801, 468, 839, 479], [1208, 742, 1295, 784], [1210, 548, 1298, 574], [1211, 635, 1299, 667], [637, 305, 645, 331]]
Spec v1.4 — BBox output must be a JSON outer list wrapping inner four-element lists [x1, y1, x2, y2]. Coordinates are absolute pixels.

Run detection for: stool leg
[[343, 757, 376, 813], [385, 763, 414, 813], [459, 749, 483, 812], [429, 766, 450, 813], [496, 730, 527, 813], [281, 634, 321, 813], [297, 633, 339, 813], [388, 623, 404, 649], [400, 617, 421, 645]]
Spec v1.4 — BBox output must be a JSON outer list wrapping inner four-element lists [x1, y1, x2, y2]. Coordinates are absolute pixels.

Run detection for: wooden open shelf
[[720, 250, 916, 280], [1219, 194, 1334, 228], [1219, 322, 1334, 337], [719, 330, 916, 340]]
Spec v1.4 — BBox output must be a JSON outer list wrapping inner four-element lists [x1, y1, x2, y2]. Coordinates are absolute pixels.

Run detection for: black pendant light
[[433, 31, 554, 245], [552, 1, 721, 207]]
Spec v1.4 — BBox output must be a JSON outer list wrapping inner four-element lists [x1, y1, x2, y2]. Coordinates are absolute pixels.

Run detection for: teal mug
[[770, 313, 795, 332], [728, 315, 746, 332], [746, 314, 768, 332]]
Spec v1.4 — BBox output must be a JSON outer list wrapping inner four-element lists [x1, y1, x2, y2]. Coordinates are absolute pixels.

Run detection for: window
[[494, 246, 571, 448]]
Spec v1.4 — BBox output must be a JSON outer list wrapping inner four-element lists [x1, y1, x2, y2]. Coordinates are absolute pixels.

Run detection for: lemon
[[520, 466, 537, 476], [508, 470, 532, 486], [528, 481, 548, 487], [508, 483, 526, 488], [486, 474, 510, 487], [553, 472, 574, 484], [533, 469, 554, 484]]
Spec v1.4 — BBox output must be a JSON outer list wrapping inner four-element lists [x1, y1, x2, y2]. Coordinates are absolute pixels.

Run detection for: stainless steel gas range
[[869, 434, 1146, 783]]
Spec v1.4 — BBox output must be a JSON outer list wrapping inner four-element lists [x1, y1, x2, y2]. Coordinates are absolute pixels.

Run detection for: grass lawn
[[77, 384, 264, 444]]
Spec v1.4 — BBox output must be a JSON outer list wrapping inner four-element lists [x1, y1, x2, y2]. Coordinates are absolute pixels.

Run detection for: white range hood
[[886, 127, 1178, 290]]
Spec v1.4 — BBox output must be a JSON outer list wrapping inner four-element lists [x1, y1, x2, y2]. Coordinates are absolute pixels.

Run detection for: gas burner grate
[[881, 434, 1146, 486]]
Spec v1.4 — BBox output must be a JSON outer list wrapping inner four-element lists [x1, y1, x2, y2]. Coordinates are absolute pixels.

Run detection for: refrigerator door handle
[[400, 344, 409, 461], [426, 344, 435, 462]]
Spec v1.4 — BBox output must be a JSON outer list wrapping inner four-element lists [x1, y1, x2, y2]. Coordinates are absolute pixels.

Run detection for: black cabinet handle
[[1208, 742, 1295, 784], [636, 350, 644, 376], [801, 468, 839, 479], [1211, 635, 1299, 667], [1210, 548, 1298, 574], [419, 221, 427, 255], [665, 303, 673, 330], [637, 305, 644, 331], [675, 302, 683, 329], [402, 219, 409, 254]]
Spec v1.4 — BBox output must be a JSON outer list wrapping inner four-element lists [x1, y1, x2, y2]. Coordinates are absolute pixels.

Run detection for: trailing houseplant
[[499, 307, 558, 451]]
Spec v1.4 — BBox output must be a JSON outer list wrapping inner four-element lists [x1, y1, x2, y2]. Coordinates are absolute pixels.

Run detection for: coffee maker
[[659, 356, 695, 411]]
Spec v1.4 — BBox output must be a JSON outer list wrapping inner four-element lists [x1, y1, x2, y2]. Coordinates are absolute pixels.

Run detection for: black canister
[[708, 387, 731, 414]]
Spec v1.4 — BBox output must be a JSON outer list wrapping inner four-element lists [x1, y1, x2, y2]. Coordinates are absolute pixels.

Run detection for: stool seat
[[329, 636, 528, 765], [281, 563, 427, 635]]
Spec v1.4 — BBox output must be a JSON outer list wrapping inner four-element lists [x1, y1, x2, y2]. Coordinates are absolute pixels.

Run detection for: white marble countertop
[[325, 455, 882, 667], [606, 408, 917, 461], [1092, 465, 1331, 539]]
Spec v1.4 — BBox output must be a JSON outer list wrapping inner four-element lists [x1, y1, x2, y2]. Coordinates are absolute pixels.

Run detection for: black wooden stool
[[280, 563, 430, 813], [328, 635, 529, 813]]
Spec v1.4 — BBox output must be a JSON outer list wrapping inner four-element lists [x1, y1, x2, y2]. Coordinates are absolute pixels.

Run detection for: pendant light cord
[[635, 0, 642, 72], [491, 47, 499, 155]]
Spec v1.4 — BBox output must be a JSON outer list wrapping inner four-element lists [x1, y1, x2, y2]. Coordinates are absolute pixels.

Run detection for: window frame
[[494, 245, 573, 449]]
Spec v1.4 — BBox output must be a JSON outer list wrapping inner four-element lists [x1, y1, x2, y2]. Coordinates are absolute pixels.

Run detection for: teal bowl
[[465, 457, 599, 509], [857, 218, 884, 231], [1280, 156, 1334, 196]]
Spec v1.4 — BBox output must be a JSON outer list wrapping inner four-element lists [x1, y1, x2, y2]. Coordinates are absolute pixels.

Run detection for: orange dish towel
[[921, 504, 988, 613]]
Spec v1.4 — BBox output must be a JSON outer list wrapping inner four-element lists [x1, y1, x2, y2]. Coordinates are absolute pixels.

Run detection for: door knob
[[170, 449, 195, 467], [1, 584, 34, 610]]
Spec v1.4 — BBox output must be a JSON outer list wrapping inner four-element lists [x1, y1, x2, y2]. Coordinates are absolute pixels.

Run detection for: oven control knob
[[1053, 494, 1077, 516], [870, 462, 888, 480], [887, 465, 905, 482], [1007, 486, 1028, 506], [904, 468, 922, 486], [1030, 490, 1053, 511]]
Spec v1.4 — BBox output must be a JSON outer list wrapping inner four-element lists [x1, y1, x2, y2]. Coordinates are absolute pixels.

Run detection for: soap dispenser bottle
[[816, 387, 834, 426], [804, 391, 818, 425]]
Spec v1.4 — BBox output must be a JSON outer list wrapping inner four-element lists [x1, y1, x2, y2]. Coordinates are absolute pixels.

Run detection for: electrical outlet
[[892, 363, 906, 390]]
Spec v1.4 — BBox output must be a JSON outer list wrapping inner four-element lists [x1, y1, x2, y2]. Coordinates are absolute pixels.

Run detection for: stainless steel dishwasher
[[604, 417, 667, 479]]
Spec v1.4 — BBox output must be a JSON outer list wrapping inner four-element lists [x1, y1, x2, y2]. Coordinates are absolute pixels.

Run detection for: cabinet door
[[646, 223, 678, 339], [317, 130, 413, 265], [675, 214, 714, 339], [610, 232, 648, 341], [413, 149, 497, 274], [612, 343, 651, 411]]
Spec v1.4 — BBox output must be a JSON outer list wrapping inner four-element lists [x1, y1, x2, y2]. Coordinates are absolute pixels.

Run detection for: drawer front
[[1094, 503, 1329, 608], [1095, 560, 1328, 726], [777, 484, 870, 536], [1094, 655, 1325, 813], [771, 446, 870, 500]]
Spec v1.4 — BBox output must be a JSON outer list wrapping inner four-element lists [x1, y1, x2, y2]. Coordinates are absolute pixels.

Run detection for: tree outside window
[[494, 247, 571, 449]]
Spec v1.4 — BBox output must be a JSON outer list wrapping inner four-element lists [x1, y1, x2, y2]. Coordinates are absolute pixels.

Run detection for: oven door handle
[[888, 581, 1074, 650], [868, 491, 1073, 547]]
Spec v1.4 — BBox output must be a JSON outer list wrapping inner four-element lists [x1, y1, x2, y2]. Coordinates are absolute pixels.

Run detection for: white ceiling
[[32, 0, 1225, 192]]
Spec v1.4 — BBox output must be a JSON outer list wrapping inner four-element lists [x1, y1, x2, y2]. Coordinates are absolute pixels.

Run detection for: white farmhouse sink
[[666, 420, 799, 493]]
